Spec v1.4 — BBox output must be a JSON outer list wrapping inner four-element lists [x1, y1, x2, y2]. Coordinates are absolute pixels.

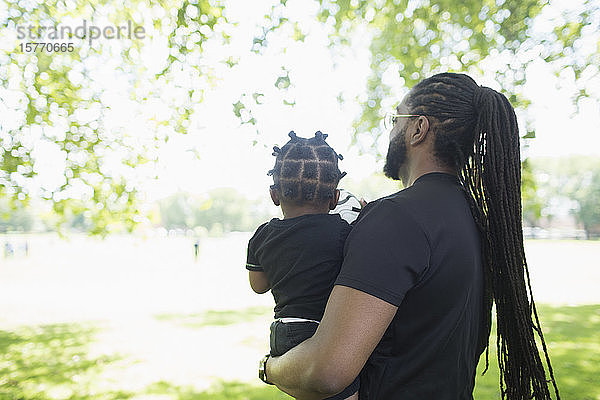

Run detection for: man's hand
[[265, 285, 398, 399]]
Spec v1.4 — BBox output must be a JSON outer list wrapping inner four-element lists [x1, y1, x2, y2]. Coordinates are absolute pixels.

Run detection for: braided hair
[[268, 131, 346, 204], [405, 73, 559, 399]]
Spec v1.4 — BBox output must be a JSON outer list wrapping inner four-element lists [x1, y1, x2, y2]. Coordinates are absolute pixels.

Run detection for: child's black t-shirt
[[246, 213, 351, 321]]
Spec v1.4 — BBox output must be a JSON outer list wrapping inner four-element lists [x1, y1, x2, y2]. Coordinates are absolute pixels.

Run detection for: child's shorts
[[269, 319, 360, 400]]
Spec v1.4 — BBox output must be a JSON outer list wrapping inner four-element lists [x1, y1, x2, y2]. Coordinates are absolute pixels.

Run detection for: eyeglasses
[[383, 113, 421, 130]]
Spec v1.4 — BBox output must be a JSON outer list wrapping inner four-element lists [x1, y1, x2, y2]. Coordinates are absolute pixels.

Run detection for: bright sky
[[3, 0, 599, 202]]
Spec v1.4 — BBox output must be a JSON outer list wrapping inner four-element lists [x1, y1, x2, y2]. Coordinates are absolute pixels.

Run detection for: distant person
[[4, 242, 14, 258], [21, 241, 29, 257], [193, 239, 200, 261], [260, 73, 560, 399], [246, 131, 360, 399]]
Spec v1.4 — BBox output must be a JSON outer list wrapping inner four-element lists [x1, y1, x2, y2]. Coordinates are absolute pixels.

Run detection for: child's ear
[[269, 186, 280, 206], [329, 189, 340, 210]]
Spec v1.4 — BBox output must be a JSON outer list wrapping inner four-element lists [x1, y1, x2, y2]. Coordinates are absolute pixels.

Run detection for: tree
[[521, 160, 543, 226], [0, 198, 34, 232], [245, 0, 599, 148], [342, 172, 401, 202], [530, 155, 600, 236], [158, 189, 273, 234], [158, 192, 197, 230], [1, 0, 230, 234], [576, 171, 600, 237], [3, 0, 598, 234]]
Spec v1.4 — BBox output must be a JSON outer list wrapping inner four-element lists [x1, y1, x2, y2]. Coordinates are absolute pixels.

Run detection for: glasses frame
[[383, 113, 422, 130]]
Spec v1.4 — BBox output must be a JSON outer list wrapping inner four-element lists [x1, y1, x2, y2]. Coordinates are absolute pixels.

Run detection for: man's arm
[[249, 270, 270, 294], [266, 284, 398, 399]]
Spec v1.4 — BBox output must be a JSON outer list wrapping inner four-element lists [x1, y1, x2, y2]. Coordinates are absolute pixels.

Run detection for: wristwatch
[[258, 354, 274, 385]]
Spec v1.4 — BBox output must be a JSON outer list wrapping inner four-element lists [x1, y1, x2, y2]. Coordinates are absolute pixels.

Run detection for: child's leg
[[269, 320, 318, 356]]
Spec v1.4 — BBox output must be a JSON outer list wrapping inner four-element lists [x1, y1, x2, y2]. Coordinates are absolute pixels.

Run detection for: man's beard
[[383, 130, 407, 181]]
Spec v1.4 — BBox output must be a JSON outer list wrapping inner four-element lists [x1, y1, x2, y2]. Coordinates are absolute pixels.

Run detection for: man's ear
[[269, 186, 280, 206], [409, 115, 430, 146], [329, 189, 340, 210]]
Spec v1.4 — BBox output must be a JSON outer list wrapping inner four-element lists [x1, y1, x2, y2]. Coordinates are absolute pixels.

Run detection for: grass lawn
[[1, 304, 598, 399], [473, 304, 600, 400]]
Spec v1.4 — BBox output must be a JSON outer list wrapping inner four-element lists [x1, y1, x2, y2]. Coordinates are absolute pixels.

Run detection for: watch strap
[[258, 354, 274, 385]]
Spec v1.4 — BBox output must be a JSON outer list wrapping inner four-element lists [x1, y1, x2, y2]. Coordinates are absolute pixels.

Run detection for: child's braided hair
[[268, 131, 346, 204]]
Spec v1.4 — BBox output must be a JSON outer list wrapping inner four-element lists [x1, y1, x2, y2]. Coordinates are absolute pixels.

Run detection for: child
[[246, 131, 359, 399]]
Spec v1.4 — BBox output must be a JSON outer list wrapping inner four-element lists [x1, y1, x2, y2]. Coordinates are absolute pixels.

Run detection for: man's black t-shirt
[[335, 172, 484, 400], [247, 214, 351, 321]]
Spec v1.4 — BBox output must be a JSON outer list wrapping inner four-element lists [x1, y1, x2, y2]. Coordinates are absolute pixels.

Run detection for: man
[[260, 73, 559, 400]]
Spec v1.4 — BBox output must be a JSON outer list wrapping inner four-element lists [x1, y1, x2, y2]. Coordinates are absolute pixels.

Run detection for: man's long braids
[[406, 73, 559, 400], [268, 131, 346, 204]]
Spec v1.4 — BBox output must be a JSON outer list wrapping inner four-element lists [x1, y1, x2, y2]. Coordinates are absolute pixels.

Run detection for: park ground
[[0, 233, 599, 399]]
